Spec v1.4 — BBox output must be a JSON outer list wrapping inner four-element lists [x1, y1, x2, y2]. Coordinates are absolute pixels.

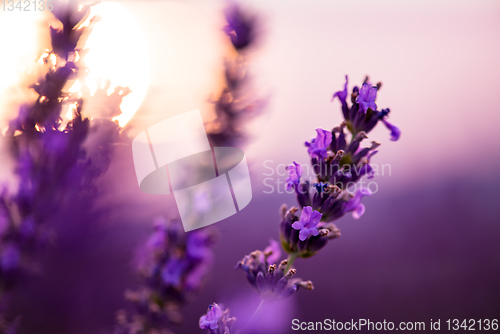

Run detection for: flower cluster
[[282, 76, 400, 260], [115, 218, 216, 333]]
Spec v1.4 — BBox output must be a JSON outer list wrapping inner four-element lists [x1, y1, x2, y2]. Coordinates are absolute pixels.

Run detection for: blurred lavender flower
[[0, 1, 128, 330], [223, 3, 255, 51], [199, 303, 236, 334], [206, 2, 266, 148], [115, 218, 216, 333], [285, 161, 302, 191], [235, 240, 313, 301]]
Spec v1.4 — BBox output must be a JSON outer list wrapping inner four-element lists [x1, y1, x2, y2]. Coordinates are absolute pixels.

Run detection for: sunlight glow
[[83, 2, 151, 126]]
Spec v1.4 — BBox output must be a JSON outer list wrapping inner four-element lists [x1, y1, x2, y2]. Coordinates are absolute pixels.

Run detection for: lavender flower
[[276, 75, 400, 264], [116, 218, 216, 333], [280, 205, 340, 259], [291, 206, 322, 241], [343, 187, 372, 219], [199, 303, 236, 334], [357, 82, 378, 113], [304, 128, 332, 159], [206, 3, 266, 148], [332, 75, 401, 140], [223, 3, 255, 51], [199, 303, 222, 331], [0, 3, 131, 331], [260, 238, 281, 265], [285, 161, 302, 191], [235, 241, 313, 301]]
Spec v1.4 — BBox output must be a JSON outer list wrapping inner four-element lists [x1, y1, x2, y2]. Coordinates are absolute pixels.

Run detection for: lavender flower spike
[[285, 161, 303, 190], [199, 303, 223, 331], [292, 206, 322, 241], [357, 82, 378, 113], [305, 128, 332, 159], [343, 187, 372, 219]]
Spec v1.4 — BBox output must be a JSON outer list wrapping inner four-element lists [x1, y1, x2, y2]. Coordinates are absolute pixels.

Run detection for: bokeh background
[[1, 0, 500, 333]]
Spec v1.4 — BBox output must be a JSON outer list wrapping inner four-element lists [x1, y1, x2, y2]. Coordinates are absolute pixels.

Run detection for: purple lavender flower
[[260, 238, 281, 265], [199, 303, 222, 331], [161, 257, 189, 287], [206, 4, 265, 148], [312, 182, 329, 193], [343, 187, 372, 219], [280, 205, 340, 259], [199, 303, 236, 334], [292, 206, 322, 241], [357, 83, 378, 113], [332, 76, 401, 141], [118, 218, 216, 332], [285, 161, 302, 191], [236, 249, 313, 301], [223, 3, 255, 51], [305, 128, 332, 159]]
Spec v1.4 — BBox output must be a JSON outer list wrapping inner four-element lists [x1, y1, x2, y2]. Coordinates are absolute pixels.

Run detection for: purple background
[[2, 0, 500, 333]]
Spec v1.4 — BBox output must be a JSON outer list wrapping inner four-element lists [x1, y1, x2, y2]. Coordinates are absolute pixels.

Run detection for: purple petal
[[310, 210, 323, 226], [262, 238, 281, 265], [291, 221, 305, 230], [299, 228, 310, 241], [332, 75, 348, 103], [352, 203, 366, 219], [382, 118, 401, 141]]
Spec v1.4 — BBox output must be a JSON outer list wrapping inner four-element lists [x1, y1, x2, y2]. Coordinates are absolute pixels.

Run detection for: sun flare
[[81, 2, 151, 126]]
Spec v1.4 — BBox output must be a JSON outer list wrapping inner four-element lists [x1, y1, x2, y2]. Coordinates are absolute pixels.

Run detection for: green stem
[[286, 252, 299, 271]]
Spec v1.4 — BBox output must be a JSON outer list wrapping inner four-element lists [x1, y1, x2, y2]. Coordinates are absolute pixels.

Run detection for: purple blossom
[[280, 205, 341, 258], [236, 250, 313, 300], [223, 4, 255, 51], [161, 257, 188, 286], [199, 303, 237, 334], [381, 118, 401, 141], [292, 206, 322, 241], [199, 303, 223, 330], [305, 128, 332, 159], [357, 83, 378, 113], [332, 75, 348, 104], [285, 161, 303, 191], [260, 238, 281, 265], [343, 187, 372, 219]]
